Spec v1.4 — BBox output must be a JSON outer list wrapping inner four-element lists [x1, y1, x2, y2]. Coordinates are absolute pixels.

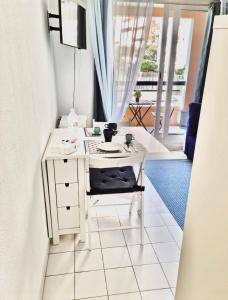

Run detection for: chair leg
[[140, 192, 144, 245], [87, 197, 92, 251], [137, 194, 141, 216], [129, 194, 136, 216]]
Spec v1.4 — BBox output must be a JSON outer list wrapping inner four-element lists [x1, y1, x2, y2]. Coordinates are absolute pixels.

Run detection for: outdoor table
[[129, 100, 156, 131]]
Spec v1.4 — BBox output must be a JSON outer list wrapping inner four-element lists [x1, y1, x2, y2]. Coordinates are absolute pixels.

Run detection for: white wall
[[176, 16, 228, 300], [49, 0, 94, 126], [0, 0, 57, 299]]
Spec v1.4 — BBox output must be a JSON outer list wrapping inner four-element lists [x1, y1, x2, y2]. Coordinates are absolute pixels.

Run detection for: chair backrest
[[88, 152, 145, 169], [86, 153, 145, 192]]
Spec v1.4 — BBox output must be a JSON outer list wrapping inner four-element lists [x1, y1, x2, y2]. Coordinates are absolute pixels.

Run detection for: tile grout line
[[48, 233, 176, 255], [146, 187, 182, 294], [171, 287, 176, 297], [45, 184, 180, 299], [146, 229, 181, 249], [144, 179, 179, 294], [117, 210, 143, 300], [98, 228, 109, 300], [45, 258, 180, 278], [156, 214, 181, 292], [45, 271, 74, 278], [74, 234, 76, 300], [166, 224, 183, 250], [83, 194, 179, 293], [49, 250, 75, 255], [150, 241, 174, 293]]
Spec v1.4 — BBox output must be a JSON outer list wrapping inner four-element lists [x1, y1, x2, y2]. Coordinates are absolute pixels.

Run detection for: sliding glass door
[[122, 3, 207, 150], [154, 4, 208, 145]]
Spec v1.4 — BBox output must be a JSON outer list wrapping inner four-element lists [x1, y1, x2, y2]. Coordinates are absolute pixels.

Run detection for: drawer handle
[[66, 206, 70, 210], [64, 159, 68, 163], [65, 183, 69, 187]]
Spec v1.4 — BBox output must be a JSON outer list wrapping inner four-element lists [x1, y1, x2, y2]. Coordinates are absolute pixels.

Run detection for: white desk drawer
[[54, 159, 78, 183], [58, 206, 79, 229], [56, 183, 79, 207]]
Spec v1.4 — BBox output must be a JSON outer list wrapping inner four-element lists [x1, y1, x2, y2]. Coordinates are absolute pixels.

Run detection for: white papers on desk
[[51, 141, 78, 155]]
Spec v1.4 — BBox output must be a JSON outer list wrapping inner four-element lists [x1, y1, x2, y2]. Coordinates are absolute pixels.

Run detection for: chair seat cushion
[[87, 166, 145, 195]]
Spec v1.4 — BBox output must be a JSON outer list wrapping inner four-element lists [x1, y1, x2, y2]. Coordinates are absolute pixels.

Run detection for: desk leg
[[129, 105, 140, 125], [137, 106, 143, 126], [129, 104, 152, 132], [136, 106, 150, 131], [78, 158, 86, 242], [41, 160, 52, 238], [141, 106, 151, 123], [130, 105, 143, 127], [47, 160, 60, 245]]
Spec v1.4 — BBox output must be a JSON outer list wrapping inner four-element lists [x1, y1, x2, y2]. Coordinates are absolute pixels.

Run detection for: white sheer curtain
[[88, 0, 153, 122], [88, 0, 115, 121]]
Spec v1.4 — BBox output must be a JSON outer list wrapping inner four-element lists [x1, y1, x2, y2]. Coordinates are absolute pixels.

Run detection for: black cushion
[[87, 166, 145, 195]]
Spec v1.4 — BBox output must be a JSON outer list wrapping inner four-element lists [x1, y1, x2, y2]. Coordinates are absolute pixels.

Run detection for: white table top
[[42, 128, 86, 161], [42, 126, 168, 161]]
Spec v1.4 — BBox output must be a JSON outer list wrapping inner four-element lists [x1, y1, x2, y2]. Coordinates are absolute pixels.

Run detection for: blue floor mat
[[145, 159, 192, 230]]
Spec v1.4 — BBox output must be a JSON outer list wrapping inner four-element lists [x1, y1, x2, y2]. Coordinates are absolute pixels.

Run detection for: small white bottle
[[68, 108, 78, 140], [68, 108, 78, 127]]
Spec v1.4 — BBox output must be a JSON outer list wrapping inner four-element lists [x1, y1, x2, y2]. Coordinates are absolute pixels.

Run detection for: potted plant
[[140, 59, 158, 73], [175, 66, 186, 79], [133, 90, 142, 103]]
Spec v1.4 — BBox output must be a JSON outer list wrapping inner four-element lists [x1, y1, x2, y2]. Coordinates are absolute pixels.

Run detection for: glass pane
[[173, 18, 193, 111], [135, 16, 163, 102]]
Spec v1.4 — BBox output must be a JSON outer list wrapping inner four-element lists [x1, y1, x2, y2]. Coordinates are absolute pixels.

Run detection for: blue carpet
[[145, 160, 192, 230]]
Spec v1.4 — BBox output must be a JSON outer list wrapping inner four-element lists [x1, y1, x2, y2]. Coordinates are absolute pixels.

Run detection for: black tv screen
[[58, 0, 87, 49]]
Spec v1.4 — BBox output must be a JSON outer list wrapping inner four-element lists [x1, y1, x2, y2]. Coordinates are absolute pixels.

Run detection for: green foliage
[[175, 66, 186, 77], [144, 44, 157, 61], [133, 90, 142, 98], [141, 59, 158, 73]]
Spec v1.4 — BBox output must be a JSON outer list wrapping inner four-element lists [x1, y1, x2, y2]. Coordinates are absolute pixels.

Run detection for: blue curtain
[[194, 1, 220, 103]]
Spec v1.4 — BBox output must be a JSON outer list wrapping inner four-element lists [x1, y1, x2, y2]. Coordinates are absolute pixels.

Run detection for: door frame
[[154, 3, 208, 139]]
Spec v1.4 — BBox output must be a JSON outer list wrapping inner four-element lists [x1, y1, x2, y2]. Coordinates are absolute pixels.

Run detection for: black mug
[[105, 123, 117, 131], [103, 128, 113, 142]]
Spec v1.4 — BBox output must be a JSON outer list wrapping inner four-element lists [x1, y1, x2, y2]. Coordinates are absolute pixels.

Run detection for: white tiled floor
[[105, 267, 138, 295], [102, 247, 131, 269], [43, 176, 183, 300]]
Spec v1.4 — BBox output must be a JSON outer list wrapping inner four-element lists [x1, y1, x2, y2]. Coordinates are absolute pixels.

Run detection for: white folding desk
[[42, 128, 86, 245], [42, 126, 168, 244]]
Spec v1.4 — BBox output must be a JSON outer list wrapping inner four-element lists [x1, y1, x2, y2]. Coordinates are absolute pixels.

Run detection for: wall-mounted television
[[58, 0, 87, 49]]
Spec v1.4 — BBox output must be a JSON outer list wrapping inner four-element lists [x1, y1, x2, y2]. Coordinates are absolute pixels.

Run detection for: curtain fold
[[93, 64, 106, 122], [88, 0, 153, 122], [113, 0, 153, 121], [88, 0, 115, 121], [221, 0, 228, 14], [193, 1, 220, 103]]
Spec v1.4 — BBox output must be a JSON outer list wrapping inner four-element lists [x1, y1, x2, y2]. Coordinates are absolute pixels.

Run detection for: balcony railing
[[135, 80, 186, 91], [133, 80, 186, 104]]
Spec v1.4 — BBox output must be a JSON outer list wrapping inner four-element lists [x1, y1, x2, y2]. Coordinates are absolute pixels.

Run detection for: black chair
[[86, 153, 145, 249]]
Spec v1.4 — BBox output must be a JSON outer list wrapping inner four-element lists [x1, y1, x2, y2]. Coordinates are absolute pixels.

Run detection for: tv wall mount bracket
[[47, 12, 60, 31]]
